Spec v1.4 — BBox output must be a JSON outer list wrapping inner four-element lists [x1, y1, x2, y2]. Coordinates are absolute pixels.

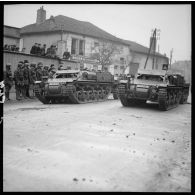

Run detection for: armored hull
[[118, 69, 190, 110], [34, 70, 114, 104]]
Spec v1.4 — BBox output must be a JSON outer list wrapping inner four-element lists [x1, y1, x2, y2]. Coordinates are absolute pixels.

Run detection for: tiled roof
[[20, 15, 124, 44], [4, 25, 20, 39]]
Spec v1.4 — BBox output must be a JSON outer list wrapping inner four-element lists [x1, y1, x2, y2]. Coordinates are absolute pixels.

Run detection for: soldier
[[36, 62, 43, 81], [42, 65, 49, 76], [23, 62, 32, 98], [42, 65, 49, 82], [30, 43, 37, 55], [29, 62, 37, 97], [20, 63, 28, 99], [48, 69, 56, 79], [58, 64, 63, 70], [4, 63, 13, 101], [14, 62, 23, 100], [48, 64, 55, 72]]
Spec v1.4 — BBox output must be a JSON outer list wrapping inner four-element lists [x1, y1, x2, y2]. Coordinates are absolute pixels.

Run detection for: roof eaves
[[4, 25, 20, 30], [20, 28, 129, 46], [131, 49, 168, 59], [4, 35, 20, 39]]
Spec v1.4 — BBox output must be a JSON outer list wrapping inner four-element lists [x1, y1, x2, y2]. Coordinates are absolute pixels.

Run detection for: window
[[79, 40, 84, 55], [120, 66, 124, 70], [71, 38, 77, 55], [94, 42, 99, 47], [114, 65, 118, 69], [71, 38, 85, 55]]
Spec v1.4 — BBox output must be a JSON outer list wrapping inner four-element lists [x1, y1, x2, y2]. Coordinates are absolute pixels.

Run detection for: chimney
[[36, 6, 46, 25], [149, 36, 156, 54]]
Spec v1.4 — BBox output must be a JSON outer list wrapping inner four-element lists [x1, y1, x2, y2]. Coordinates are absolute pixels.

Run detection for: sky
[[4, 4, 191, 62]]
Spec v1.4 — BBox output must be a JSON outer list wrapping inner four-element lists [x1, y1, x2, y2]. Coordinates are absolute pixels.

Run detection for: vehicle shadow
[[120, 101, 162, 112]]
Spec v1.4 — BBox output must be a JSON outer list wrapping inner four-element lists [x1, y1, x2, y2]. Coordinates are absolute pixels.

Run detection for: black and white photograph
[[2, 2, 191, 192]]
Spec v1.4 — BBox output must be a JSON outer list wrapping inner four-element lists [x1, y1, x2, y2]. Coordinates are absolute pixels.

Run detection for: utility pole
[[153, 29, 160, 69], [170, 48, 173, 69], [144, 28, 160, 70], [144, 28, 156, 69], [60, 25, 63, 41], [155, 30, 160, 69]]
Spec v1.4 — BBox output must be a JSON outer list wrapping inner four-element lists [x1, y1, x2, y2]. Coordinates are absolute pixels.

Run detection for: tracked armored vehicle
[[118, 28, 190, 110], [34, 69, 114, 104], [111, 74, 128, 99], [118, 69, 190, 110]]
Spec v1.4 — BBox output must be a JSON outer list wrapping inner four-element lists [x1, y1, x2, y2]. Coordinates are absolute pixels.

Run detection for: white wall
[[132, 52, 168, 70], [22, 33, 61, 54], [4, 37, 20, 47], [21, 32, 168, 75]]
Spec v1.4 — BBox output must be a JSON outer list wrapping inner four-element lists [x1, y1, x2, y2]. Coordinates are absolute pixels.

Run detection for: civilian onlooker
[[37, 44, 42, 55], [30, 43, 38, 54], [4, 44, 9, 50], [11, 45, 16, 51], [15, 47, 19, 52], [41, 44, 46, 56], [63, 48, 71, 60], [50, 45, 57, 58], [46, 46, 51, 57]]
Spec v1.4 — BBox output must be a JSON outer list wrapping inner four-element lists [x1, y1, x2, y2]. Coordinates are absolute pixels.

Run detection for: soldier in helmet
[[29, 62, 37, 97], [14, 62, 23, 100], [42, 65, 49, 76], [23, 61, 32, 98], [36, 62, 43, 81], [20, 63, 28, 99], [4, 63, 13, 101], [42, 65, 49, 82], [24, 59, 29, 64], [48, 68, 56, 79], [48, 64, 55, 72], [58, 64, 63, 70]]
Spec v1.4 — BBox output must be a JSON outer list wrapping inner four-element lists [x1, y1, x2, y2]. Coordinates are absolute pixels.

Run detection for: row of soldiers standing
[[4, 61, 56, 101]]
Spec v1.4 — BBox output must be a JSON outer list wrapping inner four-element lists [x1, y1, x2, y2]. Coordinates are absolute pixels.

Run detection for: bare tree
[[91, 42, 122, 71]]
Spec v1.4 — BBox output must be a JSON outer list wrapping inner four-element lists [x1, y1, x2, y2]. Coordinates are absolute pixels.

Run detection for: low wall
[[3, 51, 80, 71]]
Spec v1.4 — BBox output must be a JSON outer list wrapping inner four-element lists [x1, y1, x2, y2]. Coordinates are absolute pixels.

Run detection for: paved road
[[3, 96, 191, 192]]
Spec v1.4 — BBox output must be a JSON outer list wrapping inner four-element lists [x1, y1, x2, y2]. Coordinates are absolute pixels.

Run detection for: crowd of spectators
[[4, 42, 72, 60], [30, 43, 58, 58], [4, 44, 20, 52]]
